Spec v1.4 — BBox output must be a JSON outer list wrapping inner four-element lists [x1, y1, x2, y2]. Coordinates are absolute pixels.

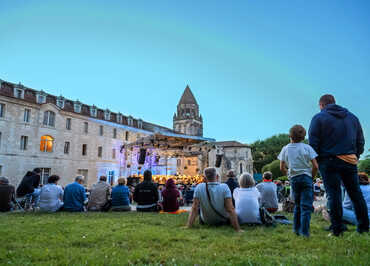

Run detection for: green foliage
[[358, 158, 370, 175], [251, 134, 290, 173], [0, 212, 369, 265], [277, 176, 289, 182], [261, 160, 284, 179]]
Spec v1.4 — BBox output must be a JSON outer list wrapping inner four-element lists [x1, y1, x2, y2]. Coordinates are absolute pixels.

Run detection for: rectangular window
[[0, 132, 2, 148], [125, 131, 129, 141], [20, 136, 28, 150], [112, 148, 116, 159], [82, 144, 87, 156], [99, 125, 104, 136], [0, 103, 5, 118], [24, 109, 30, 123], [98, 146, 103, 158], [64, 142, 70, 154], [0, 165, 2, 176], [66, 118, 72, 130], [16, 89, 23, 99], [107, 170, 115, 186], [113, 128, 117, 139], [39, 168, 51, 185], [84, 122, 88, 134]]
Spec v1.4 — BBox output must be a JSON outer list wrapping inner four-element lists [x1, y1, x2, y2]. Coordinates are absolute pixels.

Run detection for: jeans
[[342, 208, 370, 227], [319, 157, 369, 234], [291, 174, 314, 237], [25, 188, 41, 207]]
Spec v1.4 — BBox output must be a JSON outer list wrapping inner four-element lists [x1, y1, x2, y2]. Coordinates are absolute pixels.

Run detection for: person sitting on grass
[[323, 172, 370, 228], [133, 170, 159, 212], [16, 168, 41, 209], [278, 125, 318, 237], [87, 176, 111, 212], [162, 178, 181, 212], [63, 176, 87, 212], [0, 177, 16, 212], [186, 167, 242, 232], [256, 171, 278, 213], [39, 175, 64, 212], [233, 172, 262, 224], [111, 177, 131, 212]]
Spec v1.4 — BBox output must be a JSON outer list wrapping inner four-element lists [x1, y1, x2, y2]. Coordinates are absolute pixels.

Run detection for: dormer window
[[56, 96, 65, 109], [14, 84, 25, 99], [74, 100, 82, 113], [36, 91, 47, 104], [127, 116, 133, 126], [90, 105, 97, 117], [138, 119, 143, 129], [117, 113, 123, 124], [104, 109, 111, 120]]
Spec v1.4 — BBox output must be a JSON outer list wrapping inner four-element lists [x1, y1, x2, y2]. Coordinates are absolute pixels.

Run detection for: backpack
[[259, 207, 276, 227]]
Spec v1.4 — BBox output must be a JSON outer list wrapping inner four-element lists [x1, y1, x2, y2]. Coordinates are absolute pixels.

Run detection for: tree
[[358, 159, 370, 175], [261, 160, 284, 179], [251, 134, 290, 173]]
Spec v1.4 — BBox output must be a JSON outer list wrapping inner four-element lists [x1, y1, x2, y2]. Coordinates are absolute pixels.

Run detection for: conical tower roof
[[178, 85, 198, 105]]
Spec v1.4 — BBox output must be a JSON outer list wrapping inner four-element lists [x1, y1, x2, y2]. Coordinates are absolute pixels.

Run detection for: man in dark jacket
[[309, 94, 369, 236], [0, 177, 16, 212], [16, 168, 41, 208], [133, 170, 159, 212], [225, 171, 239, 206]]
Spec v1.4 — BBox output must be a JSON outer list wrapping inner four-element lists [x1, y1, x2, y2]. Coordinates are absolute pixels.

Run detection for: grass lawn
[[0, 212, 369, 265]]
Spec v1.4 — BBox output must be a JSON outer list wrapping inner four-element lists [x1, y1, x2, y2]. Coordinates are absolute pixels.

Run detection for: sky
[[1, 0, 369, 155]]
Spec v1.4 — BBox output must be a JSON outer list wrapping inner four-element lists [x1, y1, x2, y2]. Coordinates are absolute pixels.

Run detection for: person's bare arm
[[186, 198, 200, 228], [280, 161, 288, 176], [311, 158, 318, 179], [224, 198, 243, 232]]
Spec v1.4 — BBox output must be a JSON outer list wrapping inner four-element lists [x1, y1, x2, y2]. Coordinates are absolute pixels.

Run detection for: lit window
[[40, 135, 54, 152], [0, 103, 5, 118], [24, 109, 31, 123], [43, 111, 55, 127], [20, 136, 28, 150]]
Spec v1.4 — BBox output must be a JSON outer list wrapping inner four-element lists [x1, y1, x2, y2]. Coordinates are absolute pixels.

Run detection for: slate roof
[[214, 141, 250, 148], [178, 85, 198, 105]]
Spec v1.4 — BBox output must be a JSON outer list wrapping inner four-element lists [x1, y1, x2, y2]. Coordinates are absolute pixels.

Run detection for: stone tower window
[[40, 135, 54, 152]]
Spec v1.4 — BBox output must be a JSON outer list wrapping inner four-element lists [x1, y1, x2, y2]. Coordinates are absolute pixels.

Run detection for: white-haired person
[[63, 176, 87, 212], [233, 173, 262, 224], [111, 177, 131, 212]]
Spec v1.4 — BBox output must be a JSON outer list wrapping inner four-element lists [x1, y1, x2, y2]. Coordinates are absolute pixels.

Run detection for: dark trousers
[[319, 157, 369, 234], [291, 174, 314, 237]]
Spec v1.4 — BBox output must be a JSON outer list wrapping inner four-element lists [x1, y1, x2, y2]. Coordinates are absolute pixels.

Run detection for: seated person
[[111, 177, 131, 212], [16, 168, 41, 208], [63, 176, 87, 212], [87, 176, 111, 211], [256, 171, 278, 213], [342, 173, 370, 227], [233, 173, 261, 224], [186, 167, 242, 232], [162, 178, 181, 212], [0, 177, 16, 212], [39, 175, 64, 212], [133, 170, 159, 212], [184, 185, 195, 205]]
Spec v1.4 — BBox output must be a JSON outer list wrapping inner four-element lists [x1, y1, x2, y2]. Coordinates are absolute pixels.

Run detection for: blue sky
[[1, 0, 369, 155]]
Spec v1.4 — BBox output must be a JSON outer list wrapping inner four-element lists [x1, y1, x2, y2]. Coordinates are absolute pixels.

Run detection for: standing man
[[309, 94, 369, 236]]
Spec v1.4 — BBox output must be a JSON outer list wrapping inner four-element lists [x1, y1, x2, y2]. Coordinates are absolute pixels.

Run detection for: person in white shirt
[[233, 172, 261, 224], [39, 175, 64, 212]]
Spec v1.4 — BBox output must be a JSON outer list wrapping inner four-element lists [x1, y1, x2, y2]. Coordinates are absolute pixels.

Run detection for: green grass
[[0, 212, 369, 265]]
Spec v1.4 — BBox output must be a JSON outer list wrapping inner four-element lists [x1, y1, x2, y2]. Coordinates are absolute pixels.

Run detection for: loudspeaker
[[215, 154, 223, 168], [138, 148, 147, 164]]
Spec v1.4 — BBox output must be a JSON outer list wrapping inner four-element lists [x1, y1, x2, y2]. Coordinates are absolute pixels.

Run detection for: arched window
[[40, 135, 54, 152], [43, 111, 55, 127]]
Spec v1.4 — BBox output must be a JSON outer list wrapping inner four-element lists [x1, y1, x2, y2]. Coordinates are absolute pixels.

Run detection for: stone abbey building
[[0, 79, 252, 187]]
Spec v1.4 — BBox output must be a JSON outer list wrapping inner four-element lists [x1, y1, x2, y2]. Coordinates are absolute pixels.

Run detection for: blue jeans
[[25, 188, 41, 207], [342, 208, 370, 227], [319, 157, 369, 234], [291, 174, 314, 237]]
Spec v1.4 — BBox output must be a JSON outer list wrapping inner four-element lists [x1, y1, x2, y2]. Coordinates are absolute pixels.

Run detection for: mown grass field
[[0, 212, 369, 265]]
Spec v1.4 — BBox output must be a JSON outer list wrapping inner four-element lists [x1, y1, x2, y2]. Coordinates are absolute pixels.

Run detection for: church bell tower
[[173, 85, 203, 137]]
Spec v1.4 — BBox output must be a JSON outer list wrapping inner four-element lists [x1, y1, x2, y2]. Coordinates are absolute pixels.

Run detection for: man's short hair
[[99, 176, 107, 182], [0, 176, 9, 184], [263, 171, 273, 180], [238, 173, 255, 188], [289, 124, 306, 143], [144, 170, 152, 182], [48, 175, 60, 184], [75, 175, 84, 183], [319, 94, 336, 106], [33, 168, 41, 174], [204, 167, 217, 181]]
